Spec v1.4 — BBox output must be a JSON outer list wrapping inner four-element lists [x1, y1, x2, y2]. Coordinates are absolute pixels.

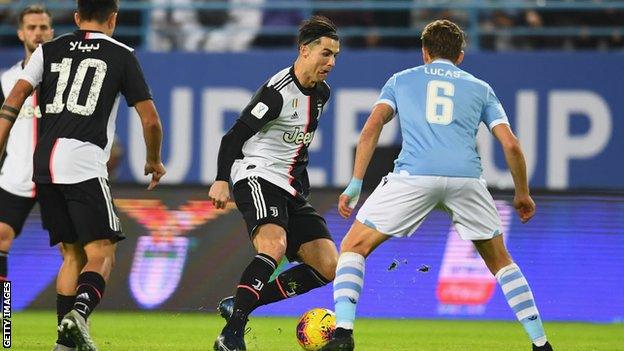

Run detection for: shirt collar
[[432, 58, 455, 66]]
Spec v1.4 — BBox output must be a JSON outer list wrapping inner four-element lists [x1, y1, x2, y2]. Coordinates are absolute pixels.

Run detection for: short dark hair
[[298, 15, 339, 47], [77, 0, 119, 23], [421, 20, 466, 62], [18, 5, 52, 28]]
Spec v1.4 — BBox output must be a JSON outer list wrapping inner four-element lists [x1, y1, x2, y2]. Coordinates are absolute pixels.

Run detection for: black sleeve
[[215, 120, 255, 182], [121, 52, 152, 106], [238, 83, 283, 132]]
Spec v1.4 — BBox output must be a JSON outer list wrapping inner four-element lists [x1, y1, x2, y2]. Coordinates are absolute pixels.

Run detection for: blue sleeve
[[375, 75, 397, 113], [481, 84, 509, 130]]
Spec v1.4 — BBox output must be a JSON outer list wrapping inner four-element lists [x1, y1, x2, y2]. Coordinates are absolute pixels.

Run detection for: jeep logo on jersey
[[251, 102, 269, 119], [283, 127, 314, 146]]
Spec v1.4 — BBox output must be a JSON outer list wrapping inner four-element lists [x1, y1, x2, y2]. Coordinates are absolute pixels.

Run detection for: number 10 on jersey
[[46, 58, 108, 117], [426, 80, 455, 125]]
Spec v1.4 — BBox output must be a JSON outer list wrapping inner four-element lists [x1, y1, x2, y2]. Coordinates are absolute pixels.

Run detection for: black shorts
[[37, 177, 125, 246], [233, 176, 332, 262], [0, 186, 37, 236]]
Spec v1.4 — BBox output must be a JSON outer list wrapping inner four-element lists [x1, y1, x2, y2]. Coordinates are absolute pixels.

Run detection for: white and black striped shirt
[[230, 66, 330, 197], [0, 61, 39, 198], [19, 30, 152, 184]]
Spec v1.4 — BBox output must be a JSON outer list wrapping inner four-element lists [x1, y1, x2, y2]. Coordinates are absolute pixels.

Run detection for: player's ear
[[421, 47, 428, 64], [108, 12, 118, 30], [74, 12, 81, 27], [17, 28, 25, 42], [299, 44, 309, 58], [455, 50, 464, 65]]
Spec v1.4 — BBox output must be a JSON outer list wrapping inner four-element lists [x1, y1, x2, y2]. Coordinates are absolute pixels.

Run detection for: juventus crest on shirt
[[19, 30, 152, 184], [230, 66, 330, 197]]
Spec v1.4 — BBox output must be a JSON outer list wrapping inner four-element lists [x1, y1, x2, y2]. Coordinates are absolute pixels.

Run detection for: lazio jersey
[[377, 59, 509, 178]]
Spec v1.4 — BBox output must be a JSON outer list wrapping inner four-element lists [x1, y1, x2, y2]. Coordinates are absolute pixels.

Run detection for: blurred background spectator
[[1, 0, 623, 51]]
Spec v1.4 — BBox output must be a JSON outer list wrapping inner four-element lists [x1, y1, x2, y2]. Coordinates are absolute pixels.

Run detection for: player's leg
[[445, 177, 551, 350], [323, 220, 389, 351], [0, 187, 37, 280], [218, 203, 337, 323], [0, 223, 15, 281], [55, 242, 86, 350], [325, 175, 440, 351], [37, 182, 85, 350], [473, 237, 552, 350], [58, 178, 125, 351], [254, 237, 337, 308], [215, 223, 285, 351], [253, 199, 338, 308], [216, 177, 287, 350]]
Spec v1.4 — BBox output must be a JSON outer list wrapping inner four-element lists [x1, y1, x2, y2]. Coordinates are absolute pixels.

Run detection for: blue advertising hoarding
[[1, 50, 623, 190], [8, 188, 624, 323]]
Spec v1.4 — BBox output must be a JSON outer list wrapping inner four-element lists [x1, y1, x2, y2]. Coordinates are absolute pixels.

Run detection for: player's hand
[[144, 161, 166, 190], [338, 178, 363, 219], [513, 193, 535, 223], [209, 180, 230, 209]]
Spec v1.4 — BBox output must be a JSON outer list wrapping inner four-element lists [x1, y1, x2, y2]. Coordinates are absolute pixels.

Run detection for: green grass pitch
[[9, 311, 623, 350]]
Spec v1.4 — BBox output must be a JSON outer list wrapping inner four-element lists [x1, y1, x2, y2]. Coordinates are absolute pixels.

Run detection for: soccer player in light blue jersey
[[322, 20, 552, 351]]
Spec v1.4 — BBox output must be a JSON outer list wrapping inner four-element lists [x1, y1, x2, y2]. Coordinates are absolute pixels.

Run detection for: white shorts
[[355, 173, 502, 240]]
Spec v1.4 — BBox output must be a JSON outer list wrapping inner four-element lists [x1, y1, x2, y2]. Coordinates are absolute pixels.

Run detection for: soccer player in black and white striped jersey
[[0, 5, 53, 285], [0, 1, 165, 350], [209, 16, 340, 351]]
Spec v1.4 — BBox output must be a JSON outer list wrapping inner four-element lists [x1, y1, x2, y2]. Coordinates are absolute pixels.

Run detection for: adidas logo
[[77, 293, 91, 302], [290, 111, 299, 119]]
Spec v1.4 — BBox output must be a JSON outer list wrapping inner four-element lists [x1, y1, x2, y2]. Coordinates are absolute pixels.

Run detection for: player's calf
[[495, 263, 551, 349]]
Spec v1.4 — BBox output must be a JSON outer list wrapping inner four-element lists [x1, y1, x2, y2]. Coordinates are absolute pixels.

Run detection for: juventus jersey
[[19, 30, 151, 184], [231, 66, 330, 197], [0, 61, 39, 198]]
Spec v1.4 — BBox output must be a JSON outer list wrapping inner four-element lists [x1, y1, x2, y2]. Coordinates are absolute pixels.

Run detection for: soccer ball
[[296, 308, 336, 351]]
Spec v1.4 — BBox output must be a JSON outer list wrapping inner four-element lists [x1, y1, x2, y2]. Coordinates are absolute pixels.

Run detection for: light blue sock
[[496, 263, 547, 346], [333, 252, 365, 330]]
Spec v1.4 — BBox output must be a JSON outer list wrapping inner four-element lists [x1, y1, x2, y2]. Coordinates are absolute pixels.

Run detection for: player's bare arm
[[492, 123, 535, 223], [0, 79, 34, 154], [338, 103, 394, 218], [134, 99, 165, 190]]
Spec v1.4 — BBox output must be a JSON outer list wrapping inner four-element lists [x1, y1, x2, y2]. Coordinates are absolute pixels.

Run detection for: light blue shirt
[[377, 59, 509, 178]]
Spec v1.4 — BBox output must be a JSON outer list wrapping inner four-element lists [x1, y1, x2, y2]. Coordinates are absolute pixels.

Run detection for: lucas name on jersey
[[424, 66, 461, 79]]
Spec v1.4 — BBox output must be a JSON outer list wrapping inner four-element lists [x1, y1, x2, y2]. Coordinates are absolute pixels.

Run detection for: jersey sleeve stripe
[[374, 98, 396, 112], [488, 117, 510, 130]]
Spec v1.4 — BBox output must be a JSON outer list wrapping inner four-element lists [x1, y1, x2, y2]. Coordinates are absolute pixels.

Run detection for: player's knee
[[340, 238, 372, 258], [0, 224, 16, 251], [255, 234, 287, 261], [316, 257, 337, 282], [258, 239, 287, 262], [254, 225, 287, 260], [60, 243, 86, 262]]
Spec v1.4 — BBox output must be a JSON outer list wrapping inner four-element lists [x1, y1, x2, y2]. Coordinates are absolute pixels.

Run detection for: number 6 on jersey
[[426, 80, 455, 125]]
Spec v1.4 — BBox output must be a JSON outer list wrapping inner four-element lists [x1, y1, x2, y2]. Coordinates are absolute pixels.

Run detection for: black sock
[[256, 264, 330, 308], [73, 271, 106, 320], [225, 253, 277, 333], [0, 250, 8, 280], [56, 294, 76, 347]]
